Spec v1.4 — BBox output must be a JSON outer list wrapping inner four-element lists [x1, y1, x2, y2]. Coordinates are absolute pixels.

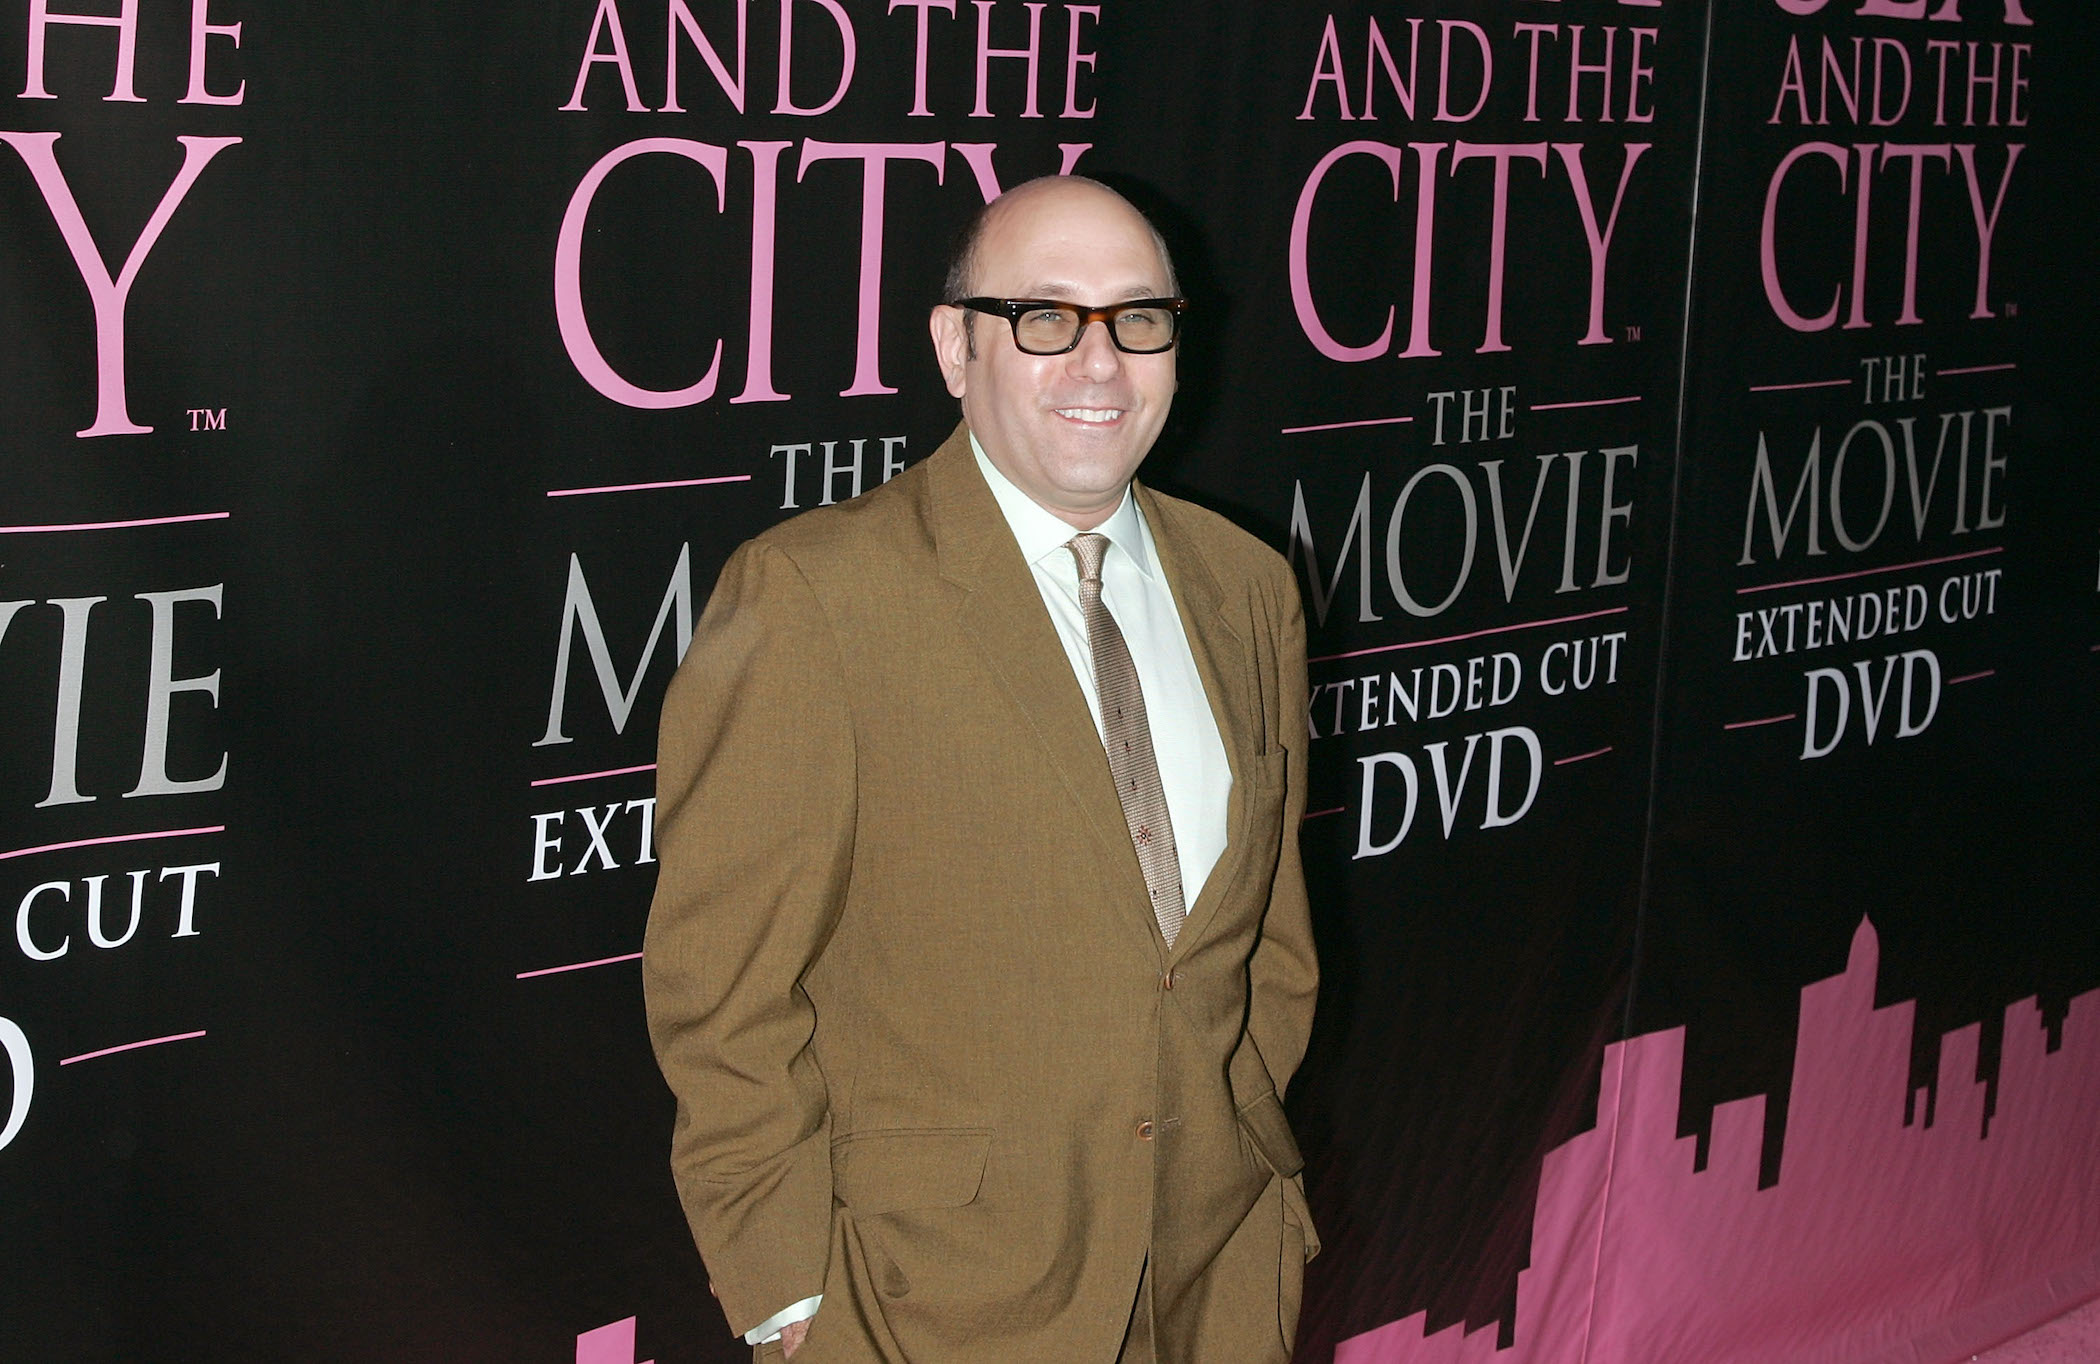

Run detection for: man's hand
[[780, 1318, 811, 1357]]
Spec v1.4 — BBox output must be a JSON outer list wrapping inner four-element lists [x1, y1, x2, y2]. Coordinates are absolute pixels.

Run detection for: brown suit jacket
[[644, 424, 1319, 1364]]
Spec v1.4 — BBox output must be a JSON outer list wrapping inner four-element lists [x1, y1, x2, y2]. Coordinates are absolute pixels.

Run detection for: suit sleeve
[[1243, 556, 1323, 1258], [1246, 556, 1319, 1102], [643, 539, 853, 1337]]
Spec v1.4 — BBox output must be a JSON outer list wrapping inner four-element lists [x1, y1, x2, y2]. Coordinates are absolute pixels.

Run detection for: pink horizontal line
[[1530, 396, 1640, 412], [1310, 606, 1630, 665], [1301, 806, 1346, 820], [1280, 415, 1414, 435], [517, 951, 644, 980], [60, 1029, 207, 1066], [0, 510, 229, 535], [1554, 746, 1613, 765], [1738, 544, 2002, 596], [1725, 713, 1797, 731], [547, 474, 753, 498], [1749, 378, 1850, 393], [1936, 362, 2015, 377], [531, 762, 656, 788], [1, 824, 224, 863], [1947, 669, 1995, 684]]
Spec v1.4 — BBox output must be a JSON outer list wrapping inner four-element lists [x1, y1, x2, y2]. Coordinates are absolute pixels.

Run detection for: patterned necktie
[[1067, 532, 1187, 948]]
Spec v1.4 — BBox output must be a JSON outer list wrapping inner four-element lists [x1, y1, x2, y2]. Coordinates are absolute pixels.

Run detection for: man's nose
[[1064, 319, 1124, 380]]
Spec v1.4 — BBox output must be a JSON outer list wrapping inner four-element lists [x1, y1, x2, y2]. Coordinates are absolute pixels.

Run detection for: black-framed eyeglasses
[[949, 297, 1187, 355]]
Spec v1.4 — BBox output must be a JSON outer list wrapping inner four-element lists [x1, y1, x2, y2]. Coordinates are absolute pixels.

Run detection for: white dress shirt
[[971, 437, 1233, 907], [741, 443, 1233, 1347]]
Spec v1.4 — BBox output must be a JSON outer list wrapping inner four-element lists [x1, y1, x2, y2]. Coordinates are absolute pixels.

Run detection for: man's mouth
[[1053, 407, 1126, 423]]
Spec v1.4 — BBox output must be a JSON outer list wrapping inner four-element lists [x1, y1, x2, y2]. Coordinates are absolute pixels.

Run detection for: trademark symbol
[[1622, 324, 1642, 343], [2003, 302, 2018, 317], [186, 408, 226, 432]]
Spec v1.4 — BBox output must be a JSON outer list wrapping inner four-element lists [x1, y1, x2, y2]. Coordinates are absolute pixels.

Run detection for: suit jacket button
[[1136, 1120, 1155, 1141], [1161, 970, 1176, 991]]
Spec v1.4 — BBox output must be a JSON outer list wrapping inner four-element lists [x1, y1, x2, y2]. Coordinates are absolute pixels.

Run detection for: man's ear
[[929, 305, 970, 399]]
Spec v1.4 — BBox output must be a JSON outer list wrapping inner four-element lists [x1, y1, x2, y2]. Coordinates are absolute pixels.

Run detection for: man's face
[[930, 182, 1178, 530]]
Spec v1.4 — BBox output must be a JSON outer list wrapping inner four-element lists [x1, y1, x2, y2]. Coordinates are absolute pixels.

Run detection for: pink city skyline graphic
[[571, 920, 2099, 1364], [576, 1317, 650, 1364], [1338, 919, 2100, 1364]]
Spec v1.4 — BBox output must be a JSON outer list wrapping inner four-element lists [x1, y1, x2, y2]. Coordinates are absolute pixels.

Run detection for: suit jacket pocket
[[1235, 1091, 1304, 1180], [1240, 1094, 1322, 1264], [1227, 749, 1289, 892], [831, 1127, 991, 1215]]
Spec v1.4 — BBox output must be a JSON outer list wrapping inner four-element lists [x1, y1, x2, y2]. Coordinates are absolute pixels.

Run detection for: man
[[644, 175, 1318, 1364]]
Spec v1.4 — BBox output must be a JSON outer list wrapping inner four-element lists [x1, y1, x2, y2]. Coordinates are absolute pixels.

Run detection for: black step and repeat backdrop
[[3, 1, 2095, 1361]]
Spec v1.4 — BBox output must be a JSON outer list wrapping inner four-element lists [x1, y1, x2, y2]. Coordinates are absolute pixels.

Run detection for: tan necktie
[[1067, 532, 1187, 948]]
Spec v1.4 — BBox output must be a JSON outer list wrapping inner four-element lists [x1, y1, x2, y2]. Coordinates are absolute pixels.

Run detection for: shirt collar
[[971, 433, 1157, 581]]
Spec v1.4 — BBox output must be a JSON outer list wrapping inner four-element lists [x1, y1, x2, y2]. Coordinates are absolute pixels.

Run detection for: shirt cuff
[[742, 1295, 822, 1345]]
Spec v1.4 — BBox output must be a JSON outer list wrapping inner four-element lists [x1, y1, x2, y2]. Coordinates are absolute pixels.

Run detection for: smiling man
[[644, 176, 1318, 1364]]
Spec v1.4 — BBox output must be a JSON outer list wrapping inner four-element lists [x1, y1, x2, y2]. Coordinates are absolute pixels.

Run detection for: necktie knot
[[1067, 532, 1109, 586]]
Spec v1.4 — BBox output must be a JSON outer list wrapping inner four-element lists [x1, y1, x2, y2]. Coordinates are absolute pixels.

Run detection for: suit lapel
[[1136, 485, 1263, 963], [926, 427, 1158, 931]]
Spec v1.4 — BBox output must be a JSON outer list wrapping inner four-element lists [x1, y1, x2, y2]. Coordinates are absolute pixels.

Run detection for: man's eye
[[1025, 309, 1069, 326]]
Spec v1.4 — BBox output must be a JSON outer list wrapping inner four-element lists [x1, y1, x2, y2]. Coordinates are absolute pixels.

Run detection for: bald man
[[645, 177, 1318, 1364]]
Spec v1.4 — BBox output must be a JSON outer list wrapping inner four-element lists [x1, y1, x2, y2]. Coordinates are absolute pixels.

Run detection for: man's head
[[930, 177, 1182, 531]]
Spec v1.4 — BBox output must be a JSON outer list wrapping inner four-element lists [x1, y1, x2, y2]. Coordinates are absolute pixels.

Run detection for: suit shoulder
[[742, 457, 935, 583], [1144, 486, 1291, 583]]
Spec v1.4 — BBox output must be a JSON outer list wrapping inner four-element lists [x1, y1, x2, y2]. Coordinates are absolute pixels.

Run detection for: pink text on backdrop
[[1298, 18, 1660, 126], [1291, 140, 1649, 360], [1761, 141, 2021, 330], [5, 0, 247, 437], [19, 0, 248, 105], [560, 0, 1101, 120], [0, 134, 242, 437], [553, 138, 1087, 407], [1289, 5, 1659, 359], [1769, 0, 2031, 24]]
